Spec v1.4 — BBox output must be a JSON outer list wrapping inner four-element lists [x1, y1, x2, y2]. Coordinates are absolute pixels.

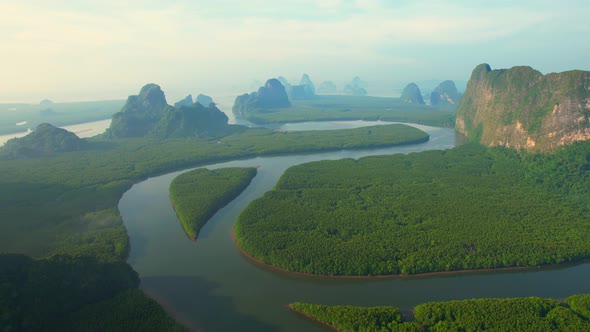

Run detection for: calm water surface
[[119, 121, 590, 331]]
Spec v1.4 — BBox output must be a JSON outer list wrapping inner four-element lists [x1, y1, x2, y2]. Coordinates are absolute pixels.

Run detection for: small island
[[169, 167, 257, 240], [291, 294, 590, 331]]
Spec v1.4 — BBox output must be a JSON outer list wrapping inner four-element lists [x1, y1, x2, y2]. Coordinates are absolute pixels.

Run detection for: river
[[118, 121, 590, 331]]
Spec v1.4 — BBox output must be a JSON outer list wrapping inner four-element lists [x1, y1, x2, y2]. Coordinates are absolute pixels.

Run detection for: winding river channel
[[119, 121, 590, 331]]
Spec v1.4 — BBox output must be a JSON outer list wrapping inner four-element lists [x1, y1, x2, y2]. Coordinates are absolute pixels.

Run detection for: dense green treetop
[[170, 167, 257, 239], [0, 123, 428, 331], [289, 302, 420, 332], [0, 254, 139, 331], [235, 142, 590, 275], [456, 63, 590, 152], [293, 294, 590, 331], [0, 123, 426, 259]]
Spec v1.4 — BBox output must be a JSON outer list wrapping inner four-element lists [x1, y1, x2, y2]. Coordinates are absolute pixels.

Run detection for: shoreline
[[287, 305, 339, 332], [230, 229, 589, 279]]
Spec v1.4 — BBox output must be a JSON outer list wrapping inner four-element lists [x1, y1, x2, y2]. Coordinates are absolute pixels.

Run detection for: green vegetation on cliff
[[170, 167, 257, 239], [456, 63, 590, 152], [235, 142, 590, 275], [292, 294, 590, 331], [62, 289, 188, 332], [105, 83, 230, 139], [241, 95, 456, 128]]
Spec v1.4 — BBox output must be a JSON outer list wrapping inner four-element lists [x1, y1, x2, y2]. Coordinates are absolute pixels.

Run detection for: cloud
[[0, 1, 588, 101]]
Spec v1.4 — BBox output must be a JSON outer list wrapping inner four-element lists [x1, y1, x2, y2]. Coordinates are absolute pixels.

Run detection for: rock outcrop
[[174, 95, 193, 109], [400, 83, 425, 104], [232, 79, 291, 118], [153, 102, 229, 139], [456, 63, 590, 152], [343, 76, 368, 96], [196, 94, 214, 107], [1, 123, 88, 159], [430, 80, 461, 106], [106, 83, 172, 138], [290, 73, 315, 100], [106, 84, 229, 139]]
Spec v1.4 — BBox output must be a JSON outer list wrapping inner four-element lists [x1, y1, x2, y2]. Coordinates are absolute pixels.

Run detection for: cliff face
[[232, 79, 291, 118], [153, 103, 228, 139], [456, 64, 590, 152], [430, 80, 461, 106], [106, 83, 172, 138], [106, 84, 229, 139], [400, 83, 425, 104]]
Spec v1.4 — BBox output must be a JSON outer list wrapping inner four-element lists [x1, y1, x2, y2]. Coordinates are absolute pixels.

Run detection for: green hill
[[1, 123, 88, 159]]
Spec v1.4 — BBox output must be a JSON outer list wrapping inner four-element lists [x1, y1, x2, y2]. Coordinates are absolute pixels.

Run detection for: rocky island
[[106, 84, 229, 139], [232, 78, 291, 118]]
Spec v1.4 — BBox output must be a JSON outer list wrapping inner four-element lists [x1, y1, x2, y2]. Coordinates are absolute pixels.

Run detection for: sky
[[1, 0, 589, 103]]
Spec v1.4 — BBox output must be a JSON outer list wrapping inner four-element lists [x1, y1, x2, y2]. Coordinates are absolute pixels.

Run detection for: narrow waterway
[[119, 122, 590, 331]]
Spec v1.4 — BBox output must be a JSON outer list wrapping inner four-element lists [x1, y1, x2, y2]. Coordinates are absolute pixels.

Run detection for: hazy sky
[[2, 0, 589, 102]]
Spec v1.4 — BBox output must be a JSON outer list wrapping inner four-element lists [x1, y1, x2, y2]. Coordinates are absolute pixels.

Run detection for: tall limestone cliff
[[290, 73, 315, 100], [430, 80, 461, 106], [106, 83, 172, 138], [456, 64, 590, 152], [174, 95, 193, 108], [232, 79, 291, 118], [106, 84, 229, 139], [196, 94, 214, 107], [400, 83, 425, 104], [153, 103, 229, 139]]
